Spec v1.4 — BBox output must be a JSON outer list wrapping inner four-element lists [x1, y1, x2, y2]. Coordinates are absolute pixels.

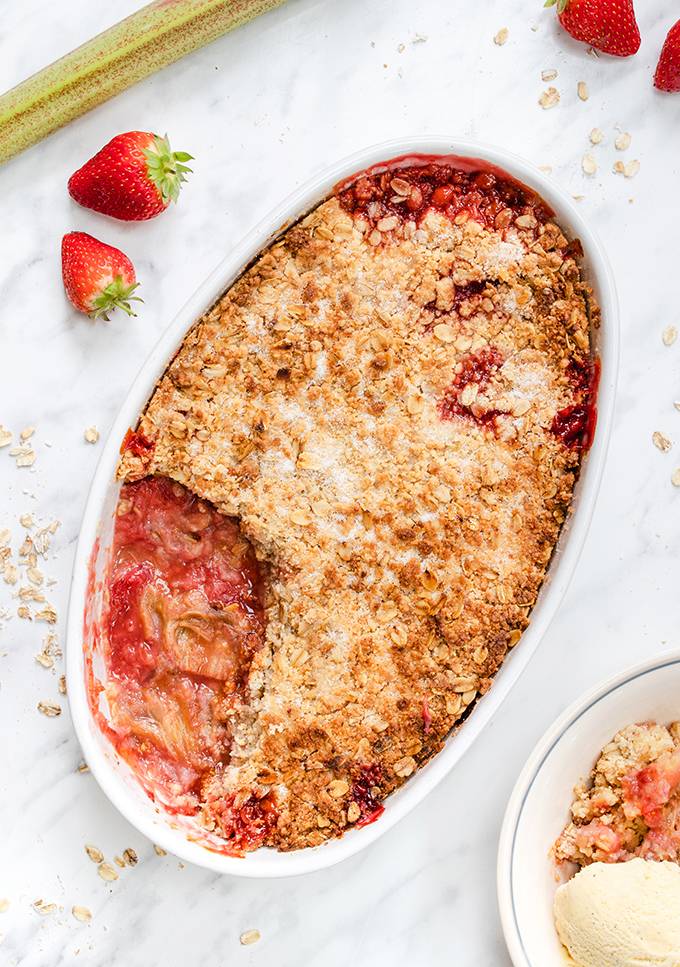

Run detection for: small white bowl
[[497, 650, 680, 966], [66, 137, 619, 877]]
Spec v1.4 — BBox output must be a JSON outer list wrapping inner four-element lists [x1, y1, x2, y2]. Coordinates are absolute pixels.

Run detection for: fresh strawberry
[[655, 20, 680, 92], [61, 232, 142, 320], [68, 131, 193, 221], [545, 0, 640, 57]]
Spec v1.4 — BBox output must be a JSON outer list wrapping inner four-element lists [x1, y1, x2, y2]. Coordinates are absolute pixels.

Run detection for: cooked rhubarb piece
[[555, 722, 680, 867], [103, 476, 265, 817]]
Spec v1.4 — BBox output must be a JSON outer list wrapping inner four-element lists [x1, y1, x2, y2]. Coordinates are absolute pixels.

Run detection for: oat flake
[[97, 862, 119, 882], [37, 700, 61, 717], [240, 929, 261, 946], [662, 326, 677, 346], [539, 87, 560, 109], [493, 27, 509, 45], [582, 153, 597, 176], [653, 431, 672, 453]]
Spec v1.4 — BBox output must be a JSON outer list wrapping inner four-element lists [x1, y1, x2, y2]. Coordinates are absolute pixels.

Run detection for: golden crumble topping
[[116, 162, 596, 851]]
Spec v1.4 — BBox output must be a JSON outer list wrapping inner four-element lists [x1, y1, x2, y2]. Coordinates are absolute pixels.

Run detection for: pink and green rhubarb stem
[[0, 0, 287, 165]]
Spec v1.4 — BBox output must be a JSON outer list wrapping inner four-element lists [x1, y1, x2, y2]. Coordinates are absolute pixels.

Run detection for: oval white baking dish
[[66, 137, 619, 878]]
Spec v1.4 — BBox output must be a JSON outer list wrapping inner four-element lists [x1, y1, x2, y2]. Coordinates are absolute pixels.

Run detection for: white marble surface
[[1, 1, 680, 964]]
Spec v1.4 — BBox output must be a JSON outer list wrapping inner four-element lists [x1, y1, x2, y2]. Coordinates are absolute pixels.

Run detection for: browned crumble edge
[[115, 181, 597, 852]]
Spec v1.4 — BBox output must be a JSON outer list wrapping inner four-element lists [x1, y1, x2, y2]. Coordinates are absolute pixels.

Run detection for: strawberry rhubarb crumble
[[99, 155, 599, 853], [555, 722, 680, 867]]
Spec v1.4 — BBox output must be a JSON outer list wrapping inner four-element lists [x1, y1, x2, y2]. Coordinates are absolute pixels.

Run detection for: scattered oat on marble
[[20, 427, 35, 441], [113, 855, 125, 868], [19, 513, 35, 529], [84, 427, 99, 444], [72, 905, 92, 923], [10, 445, 36, 468], [33, 899, 57, 916], [3, 564, 18, 586], [663, 326, 677, 346], [538, 164, 553, 174], [539, 87, 560, 109], [590, 128, 604, 145], [97, 862, 119, 882], [396, 42, 405, 53], [0, 899, 9, 913], [541, 68, 558, 81], [572, 194, 585, 201], [38, 700, 61, 717], [615, 131, 631, 151], [412, 33, 428, 44], [77, 761, 90, 773], [494, 27, 509, 45], [35, 603, 57, 624], [240, 929, 261, 946], [672, 469, 680, 487], [122, 848, 138, 867], [0, 426, 12, 448], [577, 81, 589, 101], [153, 844, 167, 856], [85, 844, 104, 863], [582, 153, 597, 175], [653, 431, 672, 453], [58, 675, 67, 695], [26, 566, 44, 586], [623, 159, 640, 178]]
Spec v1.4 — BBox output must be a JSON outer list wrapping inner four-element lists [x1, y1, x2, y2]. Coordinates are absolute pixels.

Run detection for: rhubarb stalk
[[0, 0, 287, 165]]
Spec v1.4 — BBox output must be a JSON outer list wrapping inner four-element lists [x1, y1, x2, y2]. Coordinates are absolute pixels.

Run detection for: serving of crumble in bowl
[[66, 137, 618, 877], [498, 651, 680, 966]]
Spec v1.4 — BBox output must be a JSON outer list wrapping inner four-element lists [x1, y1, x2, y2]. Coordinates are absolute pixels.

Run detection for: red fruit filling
[[550, 357, 600, 451], [351, 764, 385, 827], [438, 347, 506, 427], [103, 476, 268, 829], [202, 792, 278, 854], [336, 154, 552, 233], [121, 427, 155, 457]]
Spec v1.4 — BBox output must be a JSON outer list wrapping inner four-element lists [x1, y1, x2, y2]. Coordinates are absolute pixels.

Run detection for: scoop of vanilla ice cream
[[554, 859, 680, 967]]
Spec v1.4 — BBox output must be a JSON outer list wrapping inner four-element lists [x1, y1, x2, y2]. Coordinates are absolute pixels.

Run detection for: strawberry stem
[[90, 277, 142, 321], [144, 134, 193, 205]]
